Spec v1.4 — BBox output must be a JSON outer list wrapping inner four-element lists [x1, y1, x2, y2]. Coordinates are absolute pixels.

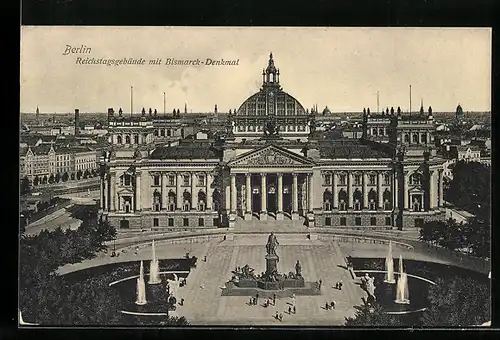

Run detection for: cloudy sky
[[20, 27, 491, 114]]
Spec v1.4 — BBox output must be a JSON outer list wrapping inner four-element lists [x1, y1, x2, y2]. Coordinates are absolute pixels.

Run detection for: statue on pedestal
[[295, 260, 302, 277], [266, 232, 279, 257]]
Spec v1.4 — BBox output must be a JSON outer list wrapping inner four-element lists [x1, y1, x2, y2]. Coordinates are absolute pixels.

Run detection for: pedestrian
[[330, 301, 335, 310], [339, 280, 343, 291], [279, 313, 283, 322], [293, 305, 296, 314], [180, 298, 184, 306], [319, 279, 322, 289], [273, 293, 276, 306], [275, 311, 279, 320], [256, 293, 259, 304], [249, 297, 253, 305], [204, 255, 207, 262], [288, 306, 292, 314], [325, 302, 329, 310]]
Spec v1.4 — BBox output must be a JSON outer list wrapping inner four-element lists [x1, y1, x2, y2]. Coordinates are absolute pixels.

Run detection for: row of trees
[[19, 215, 189, 325], [29, 168, 99, 186], [419, 217, 490, 259], [345, 275, 490, 326]]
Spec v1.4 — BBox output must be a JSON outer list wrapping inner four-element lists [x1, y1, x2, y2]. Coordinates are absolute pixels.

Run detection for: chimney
[[74, 109, 80, 136]]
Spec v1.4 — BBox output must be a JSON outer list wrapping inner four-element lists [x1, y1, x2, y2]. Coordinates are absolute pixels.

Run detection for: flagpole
[[409, 85, 412, 118], [131, 86, 134, 117], [164, 92, 166, 116]]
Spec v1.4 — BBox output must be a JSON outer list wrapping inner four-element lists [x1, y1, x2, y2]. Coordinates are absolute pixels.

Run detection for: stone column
[[191, 172, 197, 211], [292, 173, 299, 220], [377, 172, 383, 209], [135, 172, 141, 211], [308, 173, 314, 212], [277, 173, 284, 220], [206, 172, 212, 210], [230, 173, 237, 214], [439, 170, 444, 207], [176, 173, 183, 210], [110, 172, 116, 211], [103, 174, 108, 211], [260, 173, 267, 221], [363, 172, 368, 209], [348, 172, 353, 209], [245, 173, 252, 220], [162, 172, 167, 210], [404, 172, 409, 210], [393, 171, 399, 209], [429, 170, 436, 209], [332, 171, 338, 209], [100, 176, 105, 210]]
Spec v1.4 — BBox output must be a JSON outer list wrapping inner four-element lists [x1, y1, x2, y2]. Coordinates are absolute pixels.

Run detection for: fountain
[[384, 241, 396, 284], [135, 260, 147, 305], [148, 240, 161, 284], [395, 255, 410, 304]]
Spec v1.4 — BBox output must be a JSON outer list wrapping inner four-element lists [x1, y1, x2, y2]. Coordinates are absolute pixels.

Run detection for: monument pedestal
[[276, 212, 284, 221], [306, 213, 315, 228], [229, 214, 236, 229], [291, 212, 300, 221], [265, 254, 279, 276], [260, 211, 268, 221], [244, 212, 253, 221]]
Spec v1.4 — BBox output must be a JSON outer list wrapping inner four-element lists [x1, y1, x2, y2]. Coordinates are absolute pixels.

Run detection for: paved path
[[24, 204, 87, 236]]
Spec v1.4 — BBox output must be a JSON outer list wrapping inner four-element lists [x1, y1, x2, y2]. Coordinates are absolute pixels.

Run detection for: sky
[[20, 27, 491, 114]]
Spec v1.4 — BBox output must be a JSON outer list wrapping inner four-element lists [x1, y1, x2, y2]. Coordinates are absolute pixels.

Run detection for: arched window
[[198, 191, 207, 211], [183, 191, 191, 211], [379, 128, 384, 136], [372, 128, 378, 136], [154, 130, 159, 137], [412, 196, 422, 212], [404, 134, 410, 143], [152, 190, 161, 211], [383, 189, 392, 210], [212, 189, 221, 212], [323, 190, 333, 211], [353, 189, 362, 211], [125, 135, 131, 144], [339, 189, 348, 211], [412, 133, 419, 143], [117, 135, 123, 144], [421, 133, 427, 144], [368, 189, 377, 210], [168, 191, 176, 211], [134, 134, 139, 144]]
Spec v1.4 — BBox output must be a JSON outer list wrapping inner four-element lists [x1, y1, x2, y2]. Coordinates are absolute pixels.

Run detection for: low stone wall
[[318, 234, 414, 250]]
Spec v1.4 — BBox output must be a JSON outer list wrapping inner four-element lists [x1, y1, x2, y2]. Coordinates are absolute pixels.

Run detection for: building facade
[[100, 53, 446, 231]]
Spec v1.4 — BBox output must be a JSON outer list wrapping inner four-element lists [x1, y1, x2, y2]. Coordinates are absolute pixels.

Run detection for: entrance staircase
[[233, 216, 308, 233]]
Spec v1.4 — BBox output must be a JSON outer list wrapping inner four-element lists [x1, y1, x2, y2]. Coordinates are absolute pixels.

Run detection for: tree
[[33, 176, 39, 186], [21, 176, 30, 195], [62, 172, 69, 182], [421, 276, 490, 326], [48, 174, 54, 184], [345, 305, 406, 326], [77, 170, 83, 180], [55, 173, 61, 183]]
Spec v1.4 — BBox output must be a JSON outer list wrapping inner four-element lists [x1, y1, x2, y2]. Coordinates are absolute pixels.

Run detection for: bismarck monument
[[222, 233, 321, 297]]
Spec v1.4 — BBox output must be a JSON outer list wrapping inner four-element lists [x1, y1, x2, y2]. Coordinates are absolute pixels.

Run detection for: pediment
[[408, 186, 423, 193], [117, 187, 134, 195], [228, 145, 314, 167]]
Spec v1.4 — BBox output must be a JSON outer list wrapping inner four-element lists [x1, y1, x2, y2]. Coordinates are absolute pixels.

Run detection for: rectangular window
[[325, 217, 332, 226], [168, 218, 174, 227], [153, 175, 160, 186], [198, 218, 204, 227], [324, 175, 331, 186], [183, 175, 190, 186], [183, 218, 189, 227], [169, 175, 175, 186], [340, 217, 347, 226], [369, 175, 376, 185], [355, 217, 362, 226], [354, 175, 361, 186], [385, 217, 392, 226], [384, 174, 391, 185], [167, 130, 171, 137], [153, 218, 159, 227], [198, 175, 205, 186], [370, 217, 377, 226], [213, 218, 219, 227], [339, 175, 346, 185]]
